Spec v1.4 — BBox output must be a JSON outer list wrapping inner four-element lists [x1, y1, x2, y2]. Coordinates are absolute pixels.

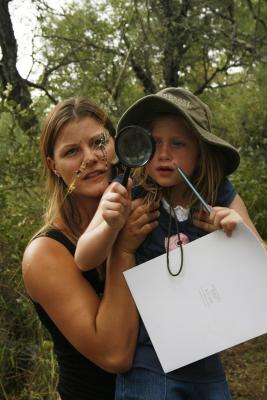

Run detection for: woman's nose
[[83, 146, 99, 165]]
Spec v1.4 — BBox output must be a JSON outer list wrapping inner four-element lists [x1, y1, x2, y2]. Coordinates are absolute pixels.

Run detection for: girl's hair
[[37, 97, 115, 240], [133, 114, 225, 209]]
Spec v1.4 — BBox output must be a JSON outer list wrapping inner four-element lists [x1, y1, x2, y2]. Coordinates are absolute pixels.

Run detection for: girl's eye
[[153, 139, 184, 147], [154, 138, 162, 145], [64, 147, 79, 157], [172, 141, 184, 148]]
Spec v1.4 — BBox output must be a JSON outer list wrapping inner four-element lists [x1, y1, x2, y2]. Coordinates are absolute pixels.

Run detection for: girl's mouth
[[157, 165, 174, 172], [158, 166, 173, 171], [156, 167, 175, 176]]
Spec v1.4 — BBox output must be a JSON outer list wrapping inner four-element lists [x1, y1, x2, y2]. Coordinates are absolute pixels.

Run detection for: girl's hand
[[101, 181, 132, 230], [193, 206, 243, 237], [116, 198, 160, 254]]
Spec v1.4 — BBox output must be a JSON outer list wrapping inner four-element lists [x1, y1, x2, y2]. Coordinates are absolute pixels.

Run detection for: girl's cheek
[[146, 163, 155, 176]]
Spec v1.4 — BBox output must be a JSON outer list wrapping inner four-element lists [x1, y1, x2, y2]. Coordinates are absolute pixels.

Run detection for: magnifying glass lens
[[116, 126, 154, 168]]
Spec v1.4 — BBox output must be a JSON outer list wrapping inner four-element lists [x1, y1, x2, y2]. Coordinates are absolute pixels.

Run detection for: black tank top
[[33, 229, 115, 400]]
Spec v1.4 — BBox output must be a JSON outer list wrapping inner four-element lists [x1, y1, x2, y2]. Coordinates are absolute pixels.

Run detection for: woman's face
[[147, 116, 199, 190], [48, 117, 115, 200]]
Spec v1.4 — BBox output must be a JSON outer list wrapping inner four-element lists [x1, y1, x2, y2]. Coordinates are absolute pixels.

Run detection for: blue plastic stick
[[177, 167, 211, 214]]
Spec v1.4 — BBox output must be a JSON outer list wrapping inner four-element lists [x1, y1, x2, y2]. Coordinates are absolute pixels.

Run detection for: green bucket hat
[[117, 87, 240, 175]]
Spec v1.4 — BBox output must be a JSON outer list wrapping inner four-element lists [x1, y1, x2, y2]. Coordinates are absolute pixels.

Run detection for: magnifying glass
[[115, 125, 155, 186]]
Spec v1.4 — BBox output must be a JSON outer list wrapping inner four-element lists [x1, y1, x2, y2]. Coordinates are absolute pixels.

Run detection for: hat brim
[[117, 95, 240, 175]]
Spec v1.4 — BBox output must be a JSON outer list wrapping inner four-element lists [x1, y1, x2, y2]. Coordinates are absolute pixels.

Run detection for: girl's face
[[48, 117, 115, 200], [147, 116, 199, 191]]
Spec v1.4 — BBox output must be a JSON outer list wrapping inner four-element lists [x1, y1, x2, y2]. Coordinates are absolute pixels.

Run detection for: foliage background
[[0, 0, 266, 399]]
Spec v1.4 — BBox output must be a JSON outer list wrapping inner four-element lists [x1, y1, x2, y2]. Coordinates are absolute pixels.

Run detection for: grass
[[222, 334, 267, 400], [1, 319, 267, 399], [20, 332, 267, 400]]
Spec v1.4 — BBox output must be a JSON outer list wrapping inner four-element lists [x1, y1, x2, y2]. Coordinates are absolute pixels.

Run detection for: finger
[[209, 207, 226, 224], [102, 194, 129, 211], [108, 181, 129, 197], [102, 209, 123, 219], [103, 192, 128, 206], [102, 210, 124, 225], [126, 178, 133, 196], [102, 202, 126, 214], [192, 218, 217, 232], [213, 209, 231, 229], [130, 209, 160, 228], [135, 201, 160, 217], [220, 215, 240, 236], [138, 220, 159, 235], [193, 212, 210, 223], [192, 207, 211, 221], [130, 203, 150, 219], [142, 209, 161, 224], [224, 222, 236, 237], [145, 200, 161, 212], [131, 198, 145, 210]]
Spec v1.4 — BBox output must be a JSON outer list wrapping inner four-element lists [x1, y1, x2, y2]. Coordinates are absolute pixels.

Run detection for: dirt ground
[[222, 334, 267, 400]]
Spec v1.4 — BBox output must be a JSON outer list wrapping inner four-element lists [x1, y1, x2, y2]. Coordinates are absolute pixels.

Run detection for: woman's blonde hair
[[37, 97, 115, 240], [133, 114, 225, 210]]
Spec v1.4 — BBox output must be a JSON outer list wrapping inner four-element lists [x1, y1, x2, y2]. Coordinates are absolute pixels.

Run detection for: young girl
[[113, 87, 265, 400], [75, 88, 264, 399]]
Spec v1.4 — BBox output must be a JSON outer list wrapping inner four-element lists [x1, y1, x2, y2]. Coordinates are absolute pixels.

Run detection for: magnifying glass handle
[[121, 167, 131, 187]]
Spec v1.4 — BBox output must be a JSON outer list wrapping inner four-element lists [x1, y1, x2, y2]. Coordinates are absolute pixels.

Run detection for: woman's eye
[[91, 132, 109, 149], [93, 139, 102, 148], [65, 147, 79, 157]]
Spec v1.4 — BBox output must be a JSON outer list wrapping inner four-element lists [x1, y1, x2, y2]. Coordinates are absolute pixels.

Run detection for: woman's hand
[[115, 198, 160, 254], [100, 181, 132, 231], [192, 206, 243, 237]]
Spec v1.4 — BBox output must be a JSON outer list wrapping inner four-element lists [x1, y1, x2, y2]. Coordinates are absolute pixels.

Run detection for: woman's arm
[[75, 181, 131, 271], [22, 199, 159, 373]]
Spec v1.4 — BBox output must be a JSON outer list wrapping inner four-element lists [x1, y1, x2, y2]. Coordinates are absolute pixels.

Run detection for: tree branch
[[25, 80, 57, 104]]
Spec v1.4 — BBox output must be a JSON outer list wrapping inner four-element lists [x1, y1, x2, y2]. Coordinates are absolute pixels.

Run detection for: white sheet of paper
[[124, 223, 267, 373]]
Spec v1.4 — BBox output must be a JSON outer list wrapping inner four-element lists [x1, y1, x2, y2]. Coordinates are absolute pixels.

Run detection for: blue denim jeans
[[115, 368, 232, 400]]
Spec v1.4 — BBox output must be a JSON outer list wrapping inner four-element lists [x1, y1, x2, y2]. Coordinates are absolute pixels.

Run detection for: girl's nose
[[157, 143, 171, 160]]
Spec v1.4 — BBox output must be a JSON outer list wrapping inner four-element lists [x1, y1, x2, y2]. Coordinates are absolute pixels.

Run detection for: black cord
[[166, 203, 184, 277]]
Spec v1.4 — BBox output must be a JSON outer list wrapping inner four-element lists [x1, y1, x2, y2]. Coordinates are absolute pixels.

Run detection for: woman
[[22, 97, 156, 400]]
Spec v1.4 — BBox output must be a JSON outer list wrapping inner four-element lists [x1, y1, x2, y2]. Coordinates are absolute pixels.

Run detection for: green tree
[[0, 1, 266, 399], [32, 0, 267, 109]]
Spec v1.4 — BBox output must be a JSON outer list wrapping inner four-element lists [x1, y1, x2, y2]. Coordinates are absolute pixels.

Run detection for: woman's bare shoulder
[[23, 234, 71, 269], [22, 235, 77, 300]]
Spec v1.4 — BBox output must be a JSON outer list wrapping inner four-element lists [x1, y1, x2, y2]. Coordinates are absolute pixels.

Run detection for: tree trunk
[[159, 0, 192, 87], [0, 0, 38, 134]]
